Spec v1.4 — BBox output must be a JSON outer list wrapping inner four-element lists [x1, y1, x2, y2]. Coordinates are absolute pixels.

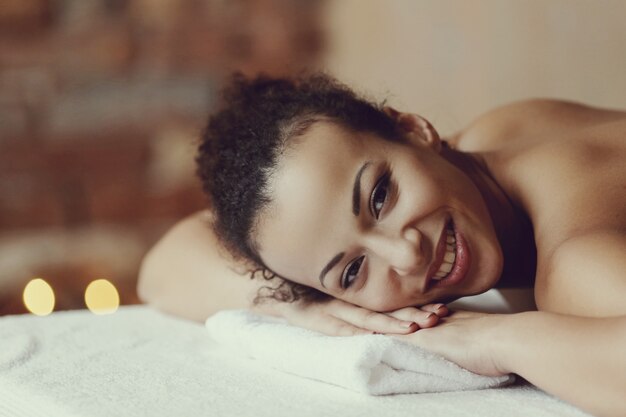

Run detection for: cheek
[[404, 170, 451, 212], [355, 272, 420, 312], [360, 291, 428, 312], [436, 165, 487, 217], [404, 156, 459, 205]]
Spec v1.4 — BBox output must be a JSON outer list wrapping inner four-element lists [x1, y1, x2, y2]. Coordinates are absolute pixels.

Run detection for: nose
[[365, 227, 425, 276]]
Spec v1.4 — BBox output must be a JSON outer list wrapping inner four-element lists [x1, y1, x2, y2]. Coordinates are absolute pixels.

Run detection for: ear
[[383, 106, 441, 152]]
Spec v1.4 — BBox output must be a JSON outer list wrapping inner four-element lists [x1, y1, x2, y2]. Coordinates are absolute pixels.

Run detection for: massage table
[[0, 290, 592, 417]]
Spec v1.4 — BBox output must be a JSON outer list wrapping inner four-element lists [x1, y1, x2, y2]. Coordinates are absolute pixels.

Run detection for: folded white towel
[[205, 310, 514, 395]]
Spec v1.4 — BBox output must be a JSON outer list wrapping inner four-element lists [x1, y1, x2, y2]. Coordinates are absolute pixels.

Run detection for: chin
[[454, 219, 504, 299], [474, 243, 504, 294]]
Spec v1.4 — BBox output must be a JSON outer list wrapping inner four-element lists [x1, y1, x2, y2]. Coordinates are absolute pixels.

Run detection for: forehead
[[255, 121, 380, 282]]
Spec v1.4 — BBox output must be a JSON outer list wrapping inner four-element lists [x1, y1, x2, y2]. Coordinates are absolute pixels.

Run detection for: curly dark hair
[[196, 72, 401, 306]]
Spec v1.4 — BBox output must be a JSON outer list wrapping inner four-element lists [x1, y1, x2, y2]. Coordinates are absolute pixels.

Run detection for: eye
[[341, 255, 365, 289], [370, 172, 390, 219]]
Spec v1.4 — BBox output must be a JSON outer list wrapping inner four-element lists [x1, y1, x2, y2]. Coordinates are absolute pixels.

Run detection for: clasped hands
[[277, 298, 448, 336], [273, 298, 510, 378]]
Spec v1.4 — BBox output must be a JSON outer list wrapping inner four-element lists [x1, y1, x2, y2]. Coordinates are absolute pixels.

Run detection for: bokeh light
[[23, 278, 55, 316], [84, 279, 120, 315]]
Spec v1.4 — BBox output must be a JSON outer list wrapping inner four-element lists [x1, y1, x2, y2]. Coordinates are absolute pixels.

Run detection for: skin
[[256, 116, 507, 311], [252, 100, 626, 417], [139, 98, 626, 417]]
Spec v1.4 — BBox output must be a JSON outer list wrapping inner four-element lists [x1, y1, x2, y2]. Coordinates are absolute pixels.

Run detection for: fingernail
[[435, 304, 445, 311], [426, 313, 436, 319], [400, 321, 415, 328]]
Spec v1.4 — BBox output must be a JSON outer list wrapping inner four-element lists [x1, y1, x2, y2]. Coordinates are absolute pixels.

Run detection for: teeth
[[443, 251, 455, 263], [432, 224, 457, 281], [439, 261, 453, 273], [434, 271, 447, 279]]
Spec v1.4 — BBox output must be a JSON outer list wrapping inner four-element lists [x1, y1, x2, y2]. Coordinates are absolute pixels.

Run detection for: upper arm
[[137, 211, 261, 321], [535, 231, 626, 317]]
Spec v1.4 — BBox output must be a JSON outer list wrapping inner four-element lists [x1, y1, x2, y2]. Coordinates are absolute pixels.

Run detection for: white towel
[[205, 309, 514, 395]]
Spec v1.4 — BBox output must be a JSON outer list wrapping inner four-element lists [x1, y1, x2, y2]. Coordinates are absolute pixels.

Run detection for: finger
[[331, 305, 418, 335], [420, 303, 449, 317], [446, 310, 483, 319], [392, 329, 430, 348], [385, 307, 440, 329], [296, 316, 375, 337], [333, 320, 376, 337]]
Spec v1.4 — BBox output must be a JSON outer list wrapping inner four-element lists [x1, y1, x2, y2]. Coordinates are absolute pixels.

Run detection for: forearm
[[496, 312, 626, 417]]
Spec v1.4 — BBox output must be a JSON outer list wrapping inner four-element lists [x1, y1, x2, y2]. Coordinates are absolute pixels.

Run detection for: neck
[[440, 144, 537, 288]]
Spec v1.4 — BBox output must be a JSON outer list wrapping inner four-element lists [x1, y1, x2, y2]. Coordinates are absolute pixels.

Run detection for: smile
[[433, 224, 456, 279], [425, 219, 471, 291]]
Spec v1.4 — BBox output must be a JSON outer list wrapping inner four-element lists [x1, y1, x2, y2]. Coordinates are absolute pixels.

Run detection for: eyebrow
[[352, 161, 371, 216], [319, 161, 372, 288], [319, 252, 345, 288]]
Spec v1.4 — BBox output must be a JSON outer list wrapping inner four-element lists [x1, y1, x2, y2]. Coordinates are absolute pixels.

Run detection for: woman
[[138, 74, 625, 417]]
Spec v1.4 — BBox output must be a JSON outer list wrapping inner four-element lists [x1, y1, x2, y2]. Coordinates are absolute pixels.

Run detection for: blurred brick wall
[[0, 0, 324, 315]]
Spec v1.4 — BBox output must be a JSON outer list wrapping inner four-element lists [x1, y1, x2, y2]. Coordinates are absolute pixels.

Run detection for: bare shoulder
[[451, 99, 626, 318], [451, 98, 625, 151], [535, 230, 626, 317], [140, 210, 222, 270]]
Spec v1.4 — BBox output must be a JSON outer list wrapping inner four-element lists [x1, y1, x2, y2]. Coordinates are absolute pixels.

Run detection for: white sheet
[[0, 304, 591, 417]]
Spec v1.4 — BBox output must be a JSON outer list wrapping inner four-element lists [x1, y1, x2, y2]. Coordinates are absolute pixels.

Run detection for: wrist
[[487, 311, 536, 375]]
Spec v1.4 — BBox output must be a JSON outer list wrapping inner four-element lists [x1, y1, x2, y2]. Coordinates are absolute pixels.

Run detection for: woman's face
[[255, 114, 503, 312]]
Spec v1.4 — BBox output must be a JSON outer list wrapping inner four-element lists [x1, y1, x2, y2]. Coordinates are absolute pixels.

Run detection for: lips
[[424, 218, 471, 292]]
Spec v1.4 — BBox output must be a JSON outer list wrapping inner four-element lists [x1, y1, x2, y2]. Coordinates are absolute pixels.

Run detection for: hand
[[274, 298, 450, 336], [393, 310, 509, 377]]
